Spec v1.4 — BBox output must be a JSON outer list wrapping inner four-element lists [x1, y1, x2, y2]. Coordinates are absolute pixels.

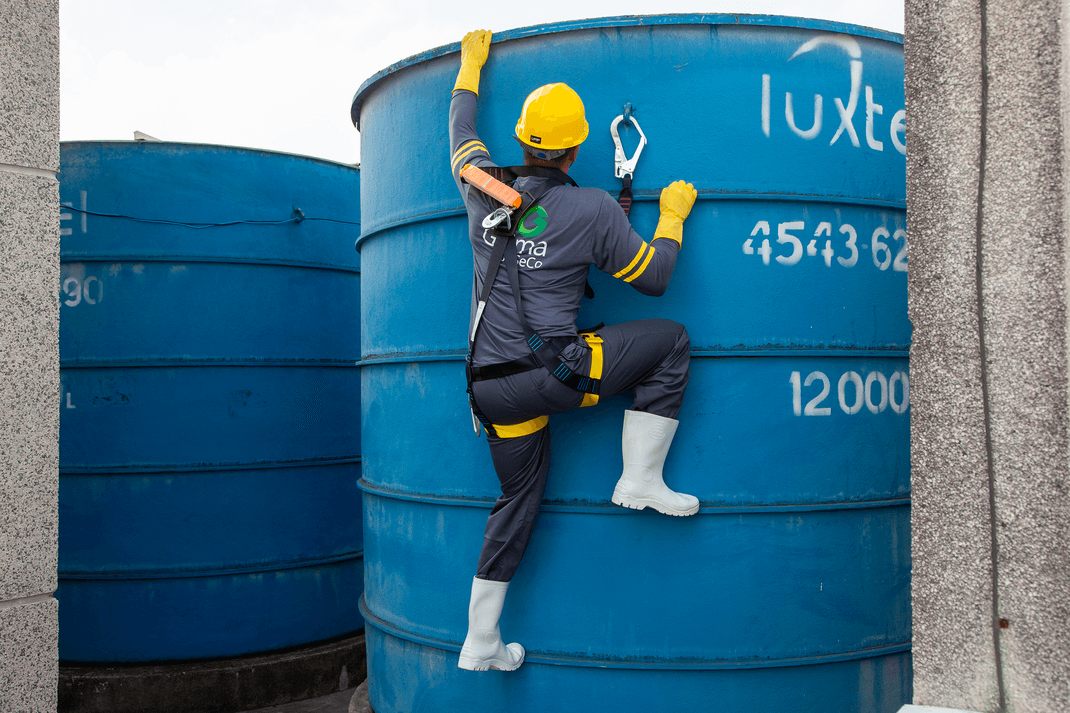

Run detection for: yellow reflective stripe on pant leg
[[580, 333, 604, 408], [492, 414, 549, 438]]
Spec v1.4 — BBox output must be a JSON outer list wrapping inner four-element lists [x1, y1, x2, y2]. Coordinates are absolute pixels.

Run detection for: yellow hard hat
[[514, 83, 589, 159]]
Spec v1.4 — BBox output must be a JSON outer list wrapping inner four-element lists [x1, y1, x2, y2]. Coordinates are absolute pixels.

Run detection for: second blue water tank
[[57, 142, 364, 662]]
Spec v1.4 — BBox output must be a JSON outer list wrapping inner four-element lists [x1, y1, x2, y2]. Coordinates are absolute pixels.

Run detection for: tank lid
[[60, 139, 360, 172], [349, 12, 902, 129]]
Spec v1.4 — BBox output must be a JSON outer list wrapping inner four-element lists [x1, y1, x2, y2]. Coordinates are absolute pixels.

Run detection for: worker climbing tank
[[353, 15, 909, 712]]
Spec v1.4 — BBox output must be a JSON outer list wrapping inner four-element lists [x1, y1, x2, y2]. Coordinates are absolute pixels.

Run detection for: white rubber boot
[[457, 576, 525, 671], [611, 410, 699, 517]]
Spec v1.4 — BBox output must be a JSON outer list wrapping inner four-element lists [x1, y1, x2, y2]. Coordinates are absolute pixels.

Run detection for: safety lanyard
[[467, 188, 544, 350], [466, 167, 576, 351], [465, 184, 550, 440], [611, 112, 647, 217]]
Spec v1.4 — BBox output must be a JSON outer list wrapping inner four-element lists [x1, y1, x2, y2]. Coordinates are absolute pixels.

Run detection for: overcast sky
[[59, 1, 904, 164]]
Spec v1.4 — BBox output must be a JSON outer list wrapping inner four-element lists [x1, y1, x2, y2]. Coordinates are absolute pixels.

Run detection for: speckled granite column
[[905, 1, 1070, 712], [0, 1, 60, 712]]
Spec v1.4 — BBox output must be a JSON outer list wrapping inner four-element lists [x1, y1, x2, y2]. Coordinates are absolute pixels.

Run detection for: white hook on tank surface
[[610, 114, 647, 179]]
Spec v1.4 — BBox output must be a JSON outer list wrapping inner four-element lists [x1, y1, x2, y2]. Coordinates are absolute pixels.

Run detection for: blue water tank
[[57, 142, 363, 662], [353, 15, 910, 711]]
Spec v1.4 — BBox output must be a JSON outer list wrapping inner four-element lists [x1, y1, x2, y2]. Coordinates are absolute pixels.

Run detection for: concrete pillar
[[0, 1, 60, 711], [905, 0, 1070, 711]]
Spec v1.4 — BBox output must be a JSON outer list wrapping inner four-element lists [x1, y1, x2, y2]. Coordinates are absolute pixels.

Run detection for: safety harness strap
[[504, 239, 600, 395], [493, 415, 549, 439], [479, 165, 579, 187], [468, 354, 539, 382], [474, 214, 513, 310], [579, 332, 604, 408]]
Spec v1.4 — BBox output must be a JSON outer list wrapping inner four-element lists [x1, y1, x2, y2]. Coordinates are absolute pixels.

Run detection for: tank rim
[[349, 12, 904, 129], [59, 139, 360, 172]]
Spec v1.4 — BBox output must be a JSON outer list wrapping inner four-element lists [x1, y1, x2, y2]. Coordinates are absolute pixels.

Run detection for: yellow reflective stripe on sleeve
[[492, 414, 549, 438], [579, 333, 604, 408], [623, 245, 656, 283], [451, 139, 483, 164], [612, 242, 649, 279], [452, 140, 488, 172]]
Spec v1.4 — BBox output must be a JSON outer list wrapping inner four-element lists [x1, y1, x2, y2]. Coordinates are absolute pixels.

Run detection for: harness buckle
[[611, 112, 648, 180], [471, 407, 482, 437]]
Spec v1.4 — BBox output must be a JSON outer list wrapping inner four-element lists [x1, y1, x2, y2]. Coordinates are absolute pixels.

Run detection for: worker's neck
[[523, 154, 573, 174]]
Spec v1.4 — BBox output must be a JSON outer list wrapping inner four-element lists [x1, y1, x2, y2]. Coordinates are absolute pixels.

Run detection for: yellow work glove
[[653, 180, 698, 248], [454, 29, 492, 95]]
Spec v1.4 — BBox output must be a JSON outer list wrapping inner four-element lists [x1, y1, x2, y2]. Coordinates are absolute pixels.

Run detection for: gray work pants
[[469, 318, 690, 582]]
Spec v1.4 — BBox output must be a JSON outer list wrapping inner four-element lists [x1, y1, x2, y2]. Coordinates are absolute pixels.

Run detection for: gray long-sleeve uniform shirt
[[450, 90, 679, 368]]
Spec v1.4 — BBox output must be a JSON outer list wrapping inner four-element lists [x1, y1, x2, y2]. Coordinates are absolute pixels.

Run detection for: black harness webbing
[[468, 354, 539, 382], [477, 165, 578, 186], [617, 174, 633, 217], [465, 166, 602, 436], [503, 234, 600, 394]]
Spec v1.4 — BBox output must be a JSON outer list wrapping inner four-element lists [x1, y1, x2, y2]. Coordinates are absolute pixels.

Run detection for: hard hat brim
[[513, 123, 589, 152]]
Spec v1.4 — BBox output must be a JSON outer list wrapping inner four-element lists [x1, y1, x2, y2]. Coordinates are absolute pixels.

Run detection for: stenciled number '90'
[[61, 276, 102, 307], [790, 370, 909, 416]]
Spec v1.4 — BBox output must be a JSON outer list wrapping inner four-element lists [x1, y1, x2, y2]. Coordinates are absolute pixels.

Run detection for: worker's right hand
[[653, 180, 698, 248], [454, 30, 493, 95], [660, 180, 697, 221]]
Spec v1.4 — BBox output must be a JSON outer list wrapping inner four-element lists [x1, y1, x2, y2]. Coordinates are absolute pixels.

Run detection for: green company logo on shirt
[[517, 205, 548, 238]]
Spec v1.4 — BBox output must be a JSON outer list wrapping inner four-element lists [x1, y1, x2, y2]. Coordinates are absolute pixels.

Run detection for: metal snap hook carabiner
[[482, 206, 513, 230], [610, 113, 648, 180]]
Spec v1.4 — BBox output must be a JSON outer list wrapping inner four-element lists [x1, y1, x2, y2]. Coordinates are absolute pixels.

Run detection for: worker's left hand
[[455, 30, 492, 95], [460, 29, 492, 69]]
